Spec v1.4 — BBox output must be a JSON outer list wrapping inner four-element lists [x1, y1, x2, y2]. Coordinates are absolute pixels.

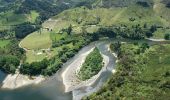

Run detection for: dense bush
[[20, 59, 48, 75], [20, 34, 94, 76], [14, 22, 38, 39], [0, 39, 25, 59], [78, 48, 103, 80], [0, 39, 25, 73], [0, 55, 20, 73], [136, 1, 150, 7], [164, 33, 170, 40], [94, 24, 155, 40]]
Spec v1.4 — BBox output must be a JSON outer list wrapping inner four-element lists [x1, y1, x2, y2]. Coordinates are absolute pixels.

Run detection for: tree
[[164, 33, 170, 40], [140, 43, 149, 53], [111, 41, 121, 52], [150, 25, 157, 33], [0, 55, 20, 74], [145, 31, 153, 38], [67, 24, 72, 35], [166, 2, 170, 8], [110, 41, 121, 57]]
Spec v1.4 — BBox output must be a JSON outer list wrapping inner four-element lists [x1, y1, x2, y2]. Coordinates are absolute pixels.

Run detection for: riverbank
[[62, 46, 95, 92], [62, 43, 115, 93], [1, 72, 45, 89]]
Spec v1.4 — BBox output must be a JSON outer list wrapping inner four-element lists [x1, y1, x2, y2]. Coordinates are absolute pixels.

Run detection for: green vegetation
[[0, 11, 26, 26], [1, 0, 170, 78], [0, 39, 24, 74], [78, 47, 103, 81], [20, 59, 48, 75], [52, 0, 170, 39], [25, 50, 47, 63], [164, 33, 170, 40], [0, 39, 25, 59], [0, 0, 97, 74], [17, 0, 170, 65], [0, 0, 95, 38], [20, 30, 52, 50], [28, 10, 39, 23], [0, 55, 20, 74], [83, 43, 170, 100], [20, 34, 95, 76], [0, 1, 169, 100], [0, 39, 10, 48]]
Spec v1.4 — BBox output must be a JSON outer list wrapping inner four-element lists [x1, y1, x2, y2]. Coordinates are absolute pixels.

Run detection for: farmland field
[[20, 30, 52, 50]]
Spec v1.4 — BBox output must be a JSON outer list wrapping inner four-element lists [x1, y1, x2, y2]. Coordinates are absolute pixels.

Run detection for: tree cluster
[[20, 59, 48, 75], [0, 55, 20, 73], [78, 48, 103, 80], [14, 22, 38, 39], [164, 33, 170, 40]]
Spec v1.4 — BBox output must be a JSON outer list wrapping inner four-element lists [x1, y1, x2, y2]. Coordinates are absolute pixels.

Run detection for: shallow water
[[0, 40, 116, 100]]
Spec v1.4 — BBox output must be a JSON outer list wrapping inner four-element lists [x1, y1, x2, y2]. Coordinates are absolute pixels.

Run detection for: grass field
[[20, 30, 52, 50], [0, 39, 10, 48], [26, 50, 47, 63], [25, 43, 73, 63], [50, 32, 68, 41]]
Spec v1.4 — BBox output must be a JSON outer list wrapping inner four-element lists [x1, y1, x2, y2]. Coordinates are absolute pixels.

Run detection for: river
[[1, 38, 170, 100], [0, 40, 116, 100]]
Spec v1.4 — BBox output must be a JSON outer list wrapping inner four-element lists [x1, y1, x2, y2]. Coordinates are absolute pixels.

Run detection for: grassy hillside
[[53, 3, 170, 37], [0, 0, 96, 38]]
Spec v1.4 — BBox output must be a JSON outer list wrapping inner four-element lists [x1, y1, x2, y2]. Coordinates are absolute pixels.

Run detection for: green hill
[[0, 0, 96, 39]]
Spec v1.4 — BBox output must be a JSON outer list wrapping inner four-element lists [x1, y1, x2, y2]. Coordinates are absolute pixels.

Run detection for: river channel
[[0, 40, 117, 100]]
